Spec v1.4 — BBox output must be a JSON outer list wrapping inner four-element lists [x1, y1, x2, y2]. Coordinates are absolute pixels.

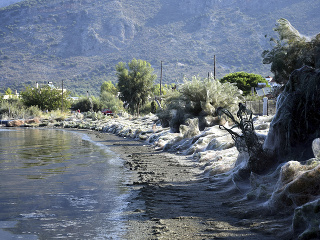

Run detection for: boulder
[[6, 120, 24, 127]]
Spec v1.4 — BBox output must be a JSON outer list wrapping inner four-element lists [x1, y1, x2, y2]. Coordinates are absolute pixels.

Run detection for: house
[[3, 90, 19, 99], [265, 76, 280, 87], [37, 81, 67, 93]]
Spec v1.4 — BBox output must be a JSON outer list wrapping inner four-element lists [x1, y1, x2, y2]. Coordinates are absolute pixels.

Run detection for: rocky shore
[[3, 112, 318, 239], [87, 130, 284, 240]]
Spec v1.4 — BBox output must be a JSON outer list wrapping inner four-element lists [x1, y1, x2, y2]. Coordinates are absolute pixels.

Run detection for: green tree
[[72, 97, 101, 112], [100, 81, 118, 95], [116, 59, 157, 115], [21, 85, 71, 111], [100, 91, 124, 113], [262, 18, 320, 84], [5, 87, 12, 95], [151, 83, 177, 96], [220, 72, 269, 95]]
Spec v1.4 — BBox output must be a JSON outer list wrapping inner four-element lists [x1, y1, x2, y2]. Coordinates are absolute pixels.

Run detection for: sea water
[[0, 128, 130, 239]]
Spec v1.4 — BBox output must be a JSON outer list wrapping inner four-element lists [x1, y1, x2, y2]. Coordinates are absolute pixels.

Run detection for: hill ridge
[[0, 0, 319, 95]]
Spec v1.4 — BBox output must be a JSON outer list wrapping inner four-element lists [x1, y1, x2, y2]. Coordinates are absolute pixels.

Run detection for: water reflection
[[0, 129, 130, 239]]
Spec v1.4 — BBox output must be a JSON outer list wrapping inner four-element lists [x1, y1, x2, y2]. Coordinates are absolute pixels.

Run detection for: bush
[[72, 97, 101, 112], [0, 99, 42, 119], [100, 91, 124, 113], [157, 76, 243, 132], [140, 101, 156, 115], [21, 85, 71, 111]]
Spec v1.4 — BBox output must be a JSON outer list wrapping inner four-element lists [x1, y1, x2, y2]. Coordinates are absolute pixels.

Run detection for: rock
[[268, 160, 320, 212], [6, 120, 24, 127], [25, 118, 40, 124], [293, 199, 320, 240], [312, 138, 320, 159], [179, 118, 200, 138], [199, 115, 226, 129]]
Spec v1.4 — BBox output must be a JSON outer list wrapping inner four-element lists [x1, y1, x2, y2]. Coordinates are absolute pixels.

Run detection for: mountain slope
[[0, 0, 319, 95], [0, 0, 23, 8]]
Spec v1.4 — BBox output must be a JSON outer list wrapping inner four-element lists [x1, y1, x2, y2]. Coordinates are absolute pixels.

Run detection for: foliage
[[262, 18, 320, 84], [100, 81, 118, 95], [1, 1, 319, 94], [21, 85, 71, 111], [181, 76, 243, 113], [72, 97, 101, 113], [152, 84, 176, 96], [83, 111, 105, 121], [116, 59, 157, 115], [220, 72, 269, 96], [244, 94, 263, 101], [157, 76, 243, 132], [100, 91, 124, 113], [0, 98, 42, 119], [151, 101, 157, 113], [44, 109, 69, 122], [5, 87, 12, 95]]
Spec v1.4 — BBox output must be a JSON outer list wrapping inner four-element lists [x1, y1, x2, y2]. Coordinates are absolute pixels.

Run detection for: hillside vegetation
[[0, 0, 319, 95], [0, 0, 22, 8]]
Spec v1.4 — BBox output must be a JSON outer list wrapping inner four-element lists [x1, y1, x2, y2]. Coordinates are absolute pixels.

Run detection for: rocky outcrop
[[6, 120, 24, 127]]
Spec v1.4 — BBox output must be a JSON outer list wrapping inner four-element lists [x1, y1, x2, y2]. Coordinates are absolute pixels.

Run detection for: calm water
[[0, 128, 131, 239]]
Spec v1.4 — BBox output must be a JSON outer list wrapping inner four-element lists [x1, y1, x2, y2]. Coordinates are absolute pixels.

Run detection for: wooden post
[[214, 55, 216, 80], [61, 80, 64, 113], [160, 61, 163, 97]]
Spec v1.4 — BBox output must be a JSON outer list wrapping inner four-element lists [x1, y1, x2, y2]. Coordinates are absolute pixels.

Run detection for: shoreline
[[84, 130, 286, 240], [1, 116, 293, 239]]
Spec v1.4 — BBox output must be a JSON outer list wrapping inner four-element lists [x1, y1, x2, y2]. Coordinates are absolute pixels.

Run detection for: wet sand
[[85, 130, 291, 240]]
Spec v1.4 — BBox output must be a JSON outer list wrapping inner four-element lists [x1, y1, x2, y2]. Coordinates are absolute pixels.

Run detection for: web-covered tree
[[262, 18, 320, 84], [116, 59, 156, 115], [157, 76, 243, 132]]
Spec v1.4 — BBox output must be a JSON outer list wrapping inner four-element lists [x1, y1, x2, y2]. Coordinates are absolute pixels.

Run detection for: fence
[[244, 99, 277, 116]]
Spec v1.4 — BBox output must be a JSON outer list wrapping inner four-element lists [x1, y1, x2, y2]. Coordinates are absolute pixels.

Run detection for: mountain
[[0, 0, 319, 95], [0, 0, 23, 8]]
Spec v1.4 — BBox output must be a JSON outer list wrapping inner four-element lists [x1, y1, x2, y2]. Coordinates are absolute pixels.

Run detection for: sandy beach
[[85, 130, 290, 240]]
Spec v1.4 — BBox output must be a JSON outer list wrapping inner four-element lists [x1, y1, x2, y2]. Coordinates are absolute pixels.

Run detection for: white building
[[265, 76, 280, 87]]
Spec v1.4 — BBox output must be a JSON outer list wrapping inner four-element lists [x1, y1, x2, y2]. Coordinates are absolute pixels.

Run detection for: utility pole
[[61, 80, 64, 113], [160, 61, 163, 97], [214, 55, 216, 80]]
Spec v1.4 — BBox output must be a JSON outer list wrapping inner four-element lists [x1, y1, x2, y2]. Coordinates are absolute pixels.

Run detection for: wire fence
[[244, 99, 277, 116]]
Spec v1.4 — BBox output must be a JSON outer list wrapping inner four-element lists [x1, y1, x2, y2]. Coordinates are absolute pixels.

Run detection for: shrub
[[157, 76, 243, 132], [0, 99, 42, 119], [21, 85, 71, 111], [72, 97, 101, 112], [100, 91, 124, 113]]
